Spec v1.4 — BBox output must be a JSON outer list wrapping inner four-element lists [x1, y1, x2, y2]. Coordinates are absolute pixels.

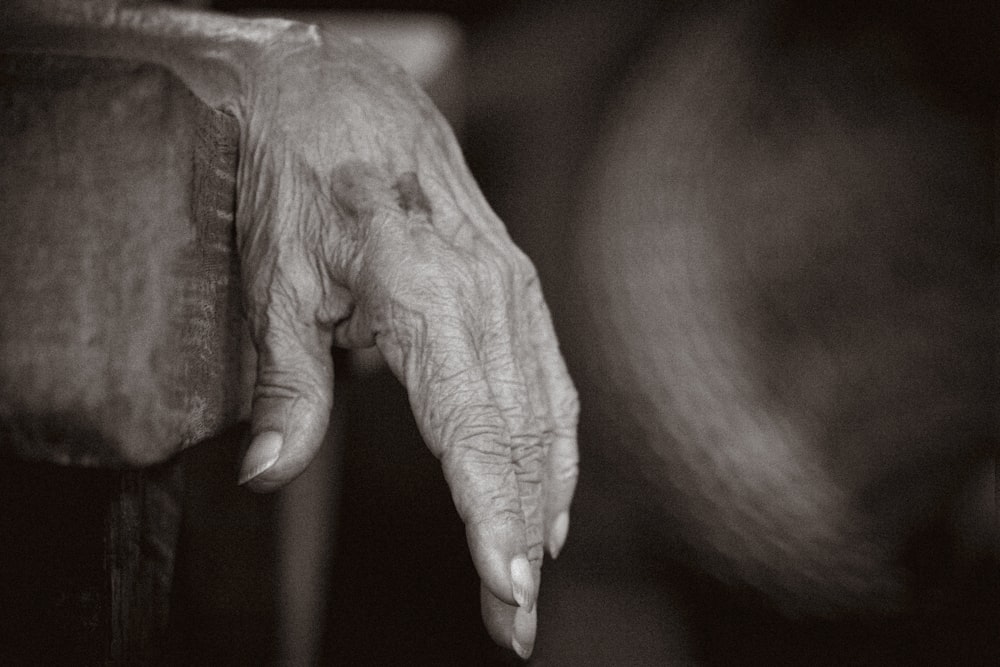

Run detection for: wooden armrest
[[0, 54, 247, 467]]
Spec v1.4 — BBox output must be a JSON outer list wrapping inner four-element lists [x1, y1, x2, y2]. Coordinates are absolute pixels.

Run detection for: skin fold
[[3, 1, 580, 657]]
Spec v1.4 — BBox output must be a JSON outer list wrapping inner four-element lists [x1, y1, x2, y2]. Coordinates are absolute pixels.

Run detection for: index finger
[[376, 295, 536, 616]]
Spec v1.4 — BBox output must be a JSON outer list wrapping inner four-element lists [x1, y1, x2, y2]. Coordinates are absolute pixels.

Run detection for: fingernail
[[549, 511, 570, 559], [238, 431, 283, 485], [512, 605, 536, 660], [510, 555, 535, 612]]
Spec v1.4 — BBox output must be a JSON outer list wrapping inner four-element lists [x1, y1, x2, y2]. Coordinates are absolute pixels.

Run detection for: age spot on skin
[[394, 171, 433, 219], [329, 160, 384, 220]]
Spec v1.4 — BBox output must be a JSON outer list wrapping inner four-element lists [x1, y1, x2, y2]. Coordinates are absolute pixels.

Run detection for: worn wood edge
[[0, 54, 248, 468]]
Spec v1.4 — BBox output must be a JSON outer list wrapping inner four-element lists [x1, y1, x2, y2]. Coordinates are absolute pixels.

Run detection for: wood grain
[[0, 54, 246, 467]]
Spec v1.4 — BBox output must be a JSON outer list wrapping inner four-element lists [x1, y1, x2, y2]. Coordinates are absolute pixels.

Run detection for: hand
[[230, 25, 579, 658]]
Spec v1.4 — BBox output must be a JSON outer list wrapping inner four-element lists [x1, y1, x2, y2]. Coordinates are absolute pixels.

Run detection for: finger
[[238, 312, 334, 493], [379, 304, 531, 609], [481, 582, 538, 661], [465, 302, 547, 657], [480, 309, 548, 589], [527, 283, 580, 559]]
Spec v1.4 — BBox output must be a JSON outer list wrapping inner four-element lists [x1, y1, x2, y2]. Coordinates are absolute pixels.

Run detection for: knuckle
[[489, 245, 537, 293], [254, 368, 329, 404], [511, 249, 539, 289], [511, 433, 546, 475], [254, 343, 332, 401], [386, 252, 467, 315], [559, 384, 581, 423], [330, 160, 390, 220], [440, 423, 508, 467], [466, 504, 523, 535], [451, 421, 508, 455], [448, 240, 532, 304], [426, 391, 507, 452], [388, 239, 536, 325]]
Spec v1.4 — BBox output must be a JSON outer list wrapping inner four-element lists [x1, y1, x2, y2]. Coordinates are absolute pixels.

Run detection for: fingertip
[[512, 604, 537, 660], [463, 503, 526, 608], [238, 430, 283, 486], [511, 637, 531, 661], [241, 469, 288, 493], [481, 583, 536, 660], [244, 374, 333, 493], [480, 583, 514, 647], [238, 419, 327, 493], [547, 511, 570, 560]]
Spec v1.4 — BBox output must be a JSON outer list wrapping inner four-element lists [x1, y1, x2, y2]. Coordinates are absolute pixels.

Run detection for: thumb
[[238, 320, 334, 493]]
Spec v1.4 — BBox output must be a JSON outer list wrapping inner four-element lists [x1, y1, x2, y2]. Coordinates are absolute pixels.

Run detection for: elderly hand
[[229, 26, 579, 656], [231, 23, 578, 659], [5, 6, 579, 656]]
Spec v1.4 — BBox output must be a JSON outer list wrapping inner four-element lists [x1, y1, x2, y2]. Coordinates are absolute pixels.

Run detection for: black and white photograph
[[1, 1, 997, 664]]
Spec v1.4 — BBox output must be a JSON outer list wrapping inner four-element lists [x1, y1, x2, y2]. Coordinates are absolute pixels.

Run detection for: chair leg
[[107, 462, 184, 664], [0, 456, 183, 665]]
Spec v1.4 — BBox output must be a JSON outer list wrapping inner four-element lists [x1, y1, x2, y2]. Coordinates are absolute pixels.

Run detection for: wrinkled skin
[[5, 3, 579, 657], [232, 27, 580, 656]]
